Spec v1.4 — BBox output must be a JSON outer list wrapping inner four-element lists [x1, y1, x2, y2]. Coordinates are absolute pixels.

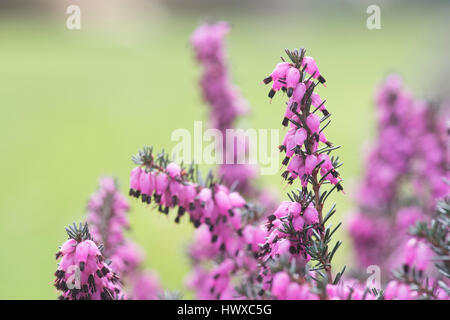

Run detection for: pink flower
[[303, 206, 319, 225], [272, 272, 290, 299], [301, 56, 325, 84]]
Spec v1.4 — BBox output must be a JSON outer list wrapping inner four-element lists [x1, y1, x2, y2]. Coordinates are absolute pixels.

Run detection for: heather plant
[[54, 223, 125, 300], [190, 21, 278, 211], [383, 198, 450, 300], [54, 178, 161, 300], [53, 23, 449, 300], [86, 177, 161, 299], [348, 75, 449, 277], [130, 146, 268, 299], [253, 48, 361, 300], [187, 22, 279, 299]]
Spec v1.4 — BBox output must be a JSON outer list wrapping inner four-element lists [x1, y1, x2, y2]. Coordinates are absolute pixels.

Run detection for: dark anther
[[141, 194, 147, 203], [213, 273, 220, 280], [279, 145, 286, 152], [268, 89, 276, 99], [222, 215, 228, 223], [211, 235, 218, 243], [256, 275, 263, 283], [263, 76, 272, 84], [281, 170, 289, 180], [322, 109, 329, 116], [134, 190, 141, 198], [96, 270, 103, 278], [209, 225, 214, 232], [205, 218, 211, 225], [103, 287, 114, 300], [281, 86, 287, 92], [174, 216, 180, 224], [172, 196, 178, 206], [146, 195, 151, 204], [287, 87, 294, 97], [282, 157, 290, 166], [314, 133, 319, 142], [178, 206, 185, 217], [189, 203, 196, 211], [318, 75, 326, 84], [79, 261, 85, 272], [268, 214, 276, 222], [61, 281, 69, 292], [56, 270, 65, 279], [220, 243, 226, 251], [129, 189, 134, 197], [237, 229, 243, 237], [164, 206, 169, 215], [258, 289, 265, 296], [89, 274, 97, 293], [282, 117, 289, 127], [193, 220, 201, 228], [403, 264, 409, 274], [71, 289, 79, 299], [336, 183, 343, 191], [289, 246, 297, 254], [101, 266, 109, 276], [228, 209, 234, 217], [82, 284, 89, 293]]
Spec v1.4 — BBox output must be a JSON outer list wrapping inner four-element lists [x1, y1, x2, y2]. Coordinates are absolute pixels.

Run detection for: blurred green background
[[0, 0, 448, 299]]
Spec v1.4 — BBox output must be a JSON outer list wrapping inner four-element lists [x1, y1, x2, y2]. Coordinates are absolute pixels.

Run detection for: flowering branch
[[257, 47, 347, 299]]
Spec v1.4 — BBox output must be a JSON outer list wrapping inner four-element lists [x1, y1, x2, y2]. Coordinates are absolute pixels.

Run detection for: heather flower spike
[[55, 223, 125, 300], [256, 47, 355, 300], [348, 75, 449, 274]]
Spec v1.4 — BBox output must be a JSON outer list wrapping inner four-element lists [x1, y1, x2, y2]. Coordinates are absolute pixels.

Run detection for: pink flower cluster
[[190, 22, 248, 135], [54, 223, 124, 300], [130, 149, 246, 250], [384, 279, 448, 300], [191, 22, 260, 197], [268, 271, 382, 300], [349, 75, 449, 272], [86, 177, 138, 275], [254, 48, 351, 299], [86, 177, 161, 299], [261, 201, 319, 262], [263, 56, 342, 191], [130, 147, 270, 299], [357, 75, 448, 209]]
